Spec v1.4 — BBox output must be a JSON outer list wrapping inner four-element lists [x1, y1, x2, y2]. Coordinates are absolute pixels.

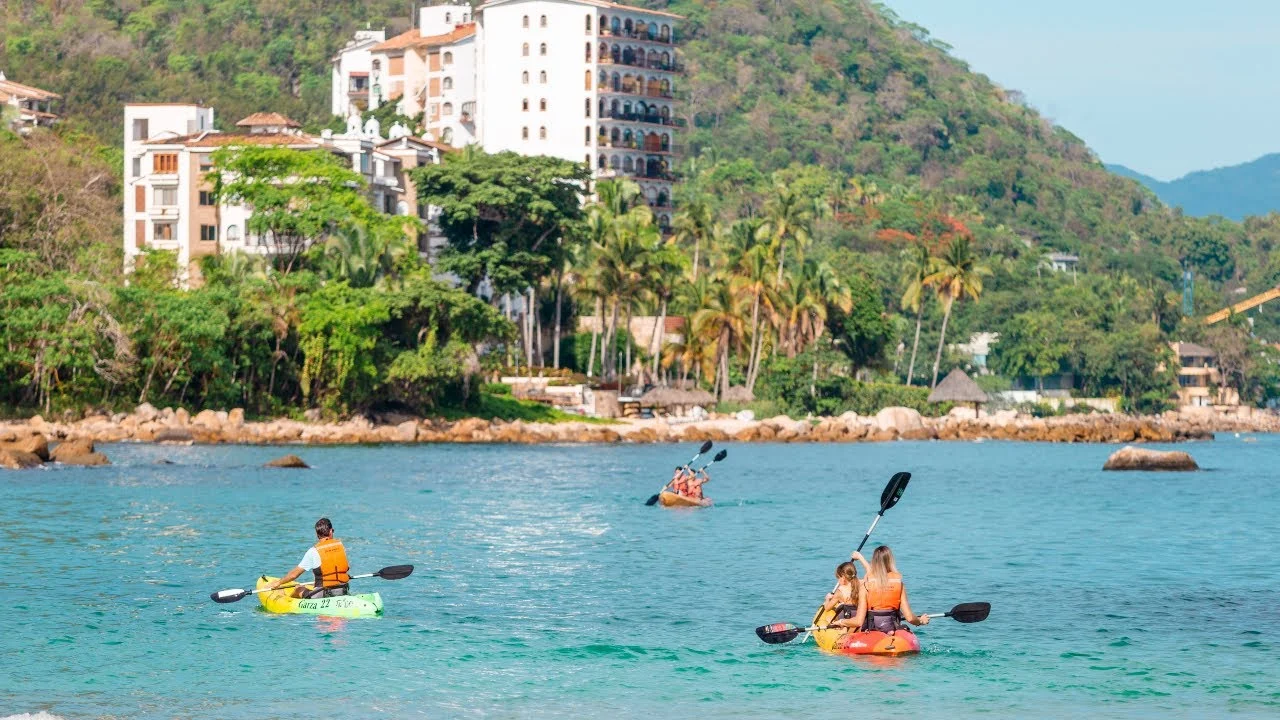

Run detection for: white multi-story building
[[475, 0, 680, 226], [331, 29, 387, 118], [332, 0, 681, 227], [122, 104, 447, 284]]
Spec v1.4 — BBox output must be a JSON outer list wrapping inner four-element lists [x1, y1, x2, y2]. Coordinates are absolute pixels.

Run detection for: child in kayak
[[857, 546, 929, 632], [822, 561, 866, 629]]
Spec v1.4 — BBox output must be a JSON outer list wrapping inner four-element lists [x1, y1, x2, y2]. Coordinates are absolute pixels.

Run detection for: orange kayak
[[811, 605, 921, 656], [658, 491, 712, 508]]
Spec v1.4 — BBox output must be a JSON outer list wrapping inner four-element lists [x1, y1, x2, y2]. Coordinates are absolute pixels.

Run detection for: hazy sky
[[883, 0, 1280, 180]]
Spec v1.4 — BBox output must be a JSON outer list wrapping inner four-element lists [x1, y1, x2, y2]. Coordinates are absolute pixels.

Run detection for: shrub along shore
[[4, 404, 1277, 466]]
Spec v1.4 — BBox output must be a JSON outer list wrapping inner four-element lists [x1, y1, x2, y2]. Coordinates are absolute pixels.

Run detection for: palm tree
[[924, 236, 991, 388], [730, 244, 774, 392], [645, 237, 689, 377], [692, 276, 746, 400], [759, 184, 812, 286], [672, 196, 713, 281], [899, 241, 935, 386]]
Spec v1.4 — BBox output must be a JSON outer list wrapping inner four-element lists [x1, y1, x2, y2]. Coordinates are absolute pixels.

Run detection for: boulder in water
[[0, 449, 43, 469], [265, 454, 309, 469], [1103, 445, 1199, 471]]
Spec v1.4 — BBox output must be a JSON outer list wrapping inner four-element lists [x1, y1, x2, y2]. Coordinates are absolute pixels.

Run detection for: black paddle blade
[[698, 440, 714, 454], [376, 564, 414, 580], [210, 588, 249, 603], [713, 449, 728, 462], [644, 493, 661, 506], [948, 602, 991, 623], [880, 471, 911, 511], [755, 622, 804, 645]]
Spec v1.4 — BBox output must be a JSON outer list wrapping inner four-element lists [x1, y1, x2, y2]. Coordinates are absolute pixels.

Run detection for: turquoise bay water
[[3, 438, 1278, 718]]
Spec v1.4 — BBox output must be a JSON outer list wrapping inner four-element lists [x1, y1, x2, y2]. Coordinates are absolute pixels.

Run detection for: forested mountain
[[1109, 156, 1280, 221], [6, 0, 1280, 415]]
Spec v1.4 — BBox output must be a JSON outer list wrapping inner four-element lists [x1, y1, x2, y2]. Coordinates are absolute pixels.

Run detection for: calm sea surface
[[3, 437, 1278, 719]]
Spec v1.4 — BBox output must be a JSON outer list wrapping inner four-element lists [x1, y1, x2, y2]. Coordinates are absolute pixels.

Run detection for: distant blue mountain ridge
[[1107, 155, 1280, 221]]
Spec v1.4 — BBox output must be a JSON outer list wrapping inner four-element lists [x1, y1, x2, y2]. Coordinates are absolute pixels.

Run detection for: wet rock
[[265, 454, 309, 469], [51, 437, 96, 463], [0, 449, 43, 469], [58, 452, 110, 466], [2, 432, 50, 461], [395, 420, 418, 442], [227, 408, 246, 429], [1103, 446, 1199, 471]]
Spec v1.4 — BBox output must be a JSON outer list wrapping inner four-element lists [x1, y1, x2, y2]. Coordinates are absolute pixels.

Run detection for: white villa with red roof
[[0, 71, 60, 133]]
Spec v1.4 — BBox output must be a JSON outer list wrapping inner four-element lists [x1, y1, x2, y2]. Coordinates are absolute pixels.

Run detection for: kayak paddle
[[756, 602, 990, 645], [922, 602, 991, 623], [857, 471, 910, 553], [645, 440, 713, 505], [210, 564, 415, 604]]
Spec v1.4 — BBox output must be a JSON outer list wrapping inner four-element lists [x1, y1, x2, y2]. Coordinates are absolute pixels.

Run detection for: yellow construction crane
[[1205, 286, 1280, 324]]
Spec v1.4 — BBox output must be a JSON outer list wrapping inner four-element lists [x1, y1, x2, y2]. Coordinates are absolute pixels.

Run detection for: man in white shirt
[[267, 517, 352, 598]]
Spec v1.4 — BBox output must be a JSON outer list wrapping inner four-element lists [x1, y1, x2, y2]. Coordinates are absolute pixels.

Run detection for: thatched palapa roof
[[639, 387, 715, 407], [721, 385, 754, 403], [928, 368, 989, 404]]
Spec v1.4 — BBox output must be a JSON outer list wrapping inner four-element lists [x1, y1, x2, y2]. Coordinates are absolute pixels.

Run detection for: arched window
[[661, 24, 670, 41], [585, 68, 592, 90], [611, 17, 620, 34], [661, 133, 670, 151], [609, 155, 620, 169], [661, 51, 671, 67], [585, 42, 592, 61], [637, 101, 648, 116], [622, 128, 633, 144], [622, 47, 634, 65], [660, 78, 671, 95], [586, 15, 593, 33], [623, 101, 632, 115], [539, 70, 547, 83], [610, 127, 619, 143], [522, 98, 529, 111], [646, 186, 658, 202], [611, 44, 621, 63], [443, 102, 453, 115], [584, 126, 591, 145], [522, 71, 529, 84], [661, 105, 670, 120], [657, 191, 668, 207], [610, 99, 619, 115], [522, 126, 529, 139], [226, 225, 240, 242], [540, 14, 547, 27], [599, 15, 608, 33], [441, 127, 453, 144], [444, 51, 453, 65], [584, 98, 591, 117], [598, 69, 607, 86], [623, 156, 634, 172], [540, 98, 547, 111], [522, 15, 529, 27], [540, 42, 547, 56], [443, 76, 453, 90], [539, 126, 547, 139], [624, 18, 633, 34], [647, 50, 658, 67], [522, 42, 529, 56], [599, 42, 608, 60], [598, 154, 606, 169]]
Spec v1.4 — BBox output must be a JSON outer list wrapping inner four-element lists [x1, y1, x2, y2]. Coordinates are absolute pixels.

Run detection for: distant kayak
[[658, 491, 712, 508], [810, 606, 920, 656], [256, 575, 384, 618]]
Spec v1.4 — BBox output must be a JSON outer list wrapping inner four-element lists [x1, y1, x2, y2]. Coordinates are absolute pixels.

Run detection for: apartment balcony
[[597, 110, 683, 128], [597, 139, 676, 156], [599, 28, 676, 46], [598, 57, 682, 74], [597, 84, 675, 100]]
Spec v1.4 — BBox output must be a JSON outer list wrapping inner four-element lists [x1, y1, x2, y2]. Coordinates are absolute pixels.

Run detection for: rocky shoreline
[[2, 404, 1276, 462]]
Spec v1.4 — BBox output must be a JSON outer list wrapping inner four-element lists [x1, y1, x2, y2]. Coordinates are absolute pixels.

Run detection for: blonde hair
[[834, 561, 858, 583], [865, 545, 899, 588]]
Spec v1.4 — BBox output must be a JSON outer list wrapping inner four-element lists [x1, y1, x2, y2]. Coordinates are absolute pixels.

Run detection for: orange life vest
[[313, 537, 351, 588], [671, 475, 687, 494], [865, 572, 903, 611]]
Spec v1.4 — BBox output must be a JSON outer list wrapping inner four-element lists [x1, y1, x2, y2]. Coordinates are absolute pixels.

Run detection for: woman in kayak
[[684, 468, 707, 500], [858, 545, 928, 632], [821, 561, 866, 629]]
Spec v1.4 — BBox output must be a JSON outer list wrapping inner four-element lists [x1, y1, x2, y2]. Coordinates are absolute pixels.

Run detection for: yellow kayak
[[658, 491, 712, 508], [255, 575, 384, 618]]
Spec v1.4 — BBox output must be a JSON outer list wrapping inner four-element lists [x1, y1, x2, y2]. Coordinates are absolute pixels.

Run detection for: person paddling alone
[[856, 546, 928, 632], [267, 517, 352, 599]]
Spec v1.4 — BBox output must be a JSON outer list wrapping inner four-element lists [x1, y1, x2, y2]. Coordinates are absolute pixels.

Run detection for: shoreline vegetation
[[4, 404, 1277, 460]]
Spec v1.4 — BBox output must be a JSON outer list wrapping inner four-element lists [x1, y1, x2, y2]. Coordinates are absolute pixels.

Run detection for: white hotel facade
[[335, 0, 681, 227]]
